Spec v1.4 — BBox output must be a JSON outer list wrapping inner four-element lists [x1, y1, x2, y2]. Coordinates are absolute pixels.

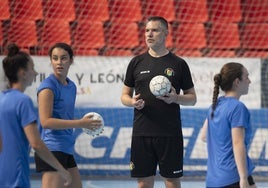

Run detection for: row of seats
[[1, 20, 268, 57], [0, 0, 268, 57], [1, 0, 268, 23]]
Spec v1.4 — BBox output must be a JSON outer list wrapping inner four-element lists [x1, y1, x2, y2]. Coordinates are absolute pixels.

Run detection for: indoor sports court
[[1, 0, 268, 187], [31, 179, 268, 188], [31, 179, 206, 188]]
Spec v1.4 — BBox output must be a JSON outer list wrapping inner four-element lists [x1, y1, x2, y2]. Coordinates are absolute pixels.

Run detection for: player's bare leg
[[67, 167, 82, 188], [164, 178, 181, 188], [41, 167, 82, 188], [41, 171, 64, 188], [137, 176, 154, 188]]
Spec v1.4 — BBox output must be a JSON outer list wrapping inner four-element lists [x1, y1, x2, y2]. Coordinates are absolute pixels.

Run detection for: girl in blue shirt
[[201, 62, 256, 188], [34, 43, 102, 188], [0, 43, 71, 188]]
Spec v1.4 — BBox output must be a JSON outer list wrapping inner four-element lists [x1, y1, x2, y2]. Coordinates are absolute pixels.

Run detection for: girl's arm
[[232, 127, 250, 188], [38, 89, 101, 130], [200, 119, 208, 142], [24, 123, 72, 186]]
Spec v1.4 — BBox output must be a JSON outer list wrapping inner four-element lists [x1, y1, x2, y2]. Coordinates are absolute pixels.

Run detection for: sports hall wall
[[0, 0, 268, 179]]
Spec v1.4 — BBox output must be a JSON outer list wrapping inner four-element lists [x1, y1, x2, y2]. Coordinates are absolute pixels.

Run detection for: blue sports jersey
[[0, 89, 37, 188], [206, 96, 255, 187], [37, 74, 76, 154]]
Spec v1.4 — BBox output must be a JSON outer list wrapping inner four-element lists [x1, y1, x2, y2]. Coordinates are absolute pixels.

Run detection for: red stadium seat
[[10, 0, 43, 21], [141, 0, 176, 22], [106, 22, 139, 49], [208, 0, 242, 23], [74, 0, 109, 22], [165, 26, 173, 49], [108, 0, 142, 22], [7, 19, 38, 48], [242, 0, 268, 23], [174, 49, 203, 57], [39, 19, 71, 53], [241, 24, 268, 49], [0, 24, 3, 46], [73, 21, 105, 50], [241, 50, 268, 58], [205, 50, 237, 57], [74, 49, 99, 56], [103, 49, 133, 56], [42, 0, 76, 22], [176, 0, 208, 23], [0, 0, 10, 21], [174, 23, 207, 49], [207, 23, 240, 49]]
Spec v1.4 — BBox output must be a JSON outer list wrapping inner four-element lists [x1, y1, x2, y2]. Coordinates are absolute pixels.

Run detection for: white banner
[[0, 56, 261, 108], [185, 57, 261, 109]]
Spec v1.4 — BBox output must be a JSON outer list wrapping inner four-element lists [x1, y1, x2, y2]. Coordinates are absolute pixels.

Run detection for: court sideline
[[31, 179, 268, 188]]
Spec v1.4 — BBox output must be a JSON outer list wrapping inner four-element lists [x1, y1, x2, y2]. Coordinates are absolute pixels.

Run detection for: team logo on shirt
[[129, 161, 135, 171], [165, 68, 174, 77]]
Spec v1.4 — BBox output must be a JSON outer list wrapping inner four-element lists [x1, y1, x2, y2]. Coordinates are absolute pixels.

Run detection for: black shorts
[[34, 151, 77, 172], [223, 176, 255, 188], [130, 136, 183, 178]]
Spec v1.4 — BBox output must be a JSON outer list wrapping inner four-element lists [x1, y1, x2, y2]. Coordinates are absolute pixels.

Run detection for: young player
[[0, 43, 72, 188], [201, 62, 256, 188], [34, 42, 102, 188], [120, 16, 196, 188]]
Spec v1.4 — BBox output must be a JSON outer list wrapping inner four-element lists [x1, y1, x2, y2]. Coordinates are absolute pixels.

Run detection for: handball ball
[[82, 112, 104, 137], [149, 75, 171, 97]]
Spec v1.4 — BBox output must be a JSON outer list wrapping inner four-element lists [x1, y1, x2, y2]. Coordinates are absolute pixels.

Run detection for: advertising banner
[[0, 56, 261, 108]]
